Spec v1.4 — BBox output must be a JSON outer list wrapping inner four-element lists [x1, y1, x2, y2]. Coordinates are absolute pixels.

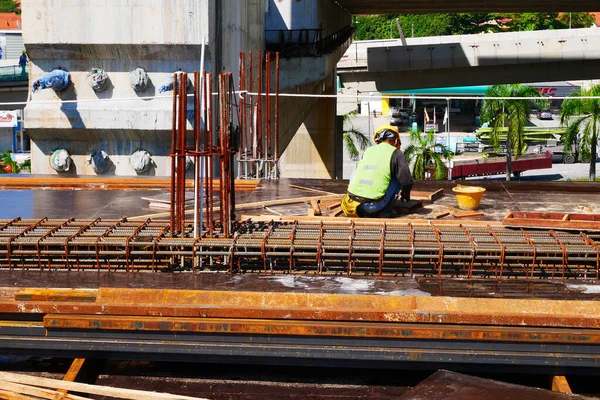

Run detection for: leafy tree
[[505, 13, 566, 31], [0, 0, 20, 14], [560, 85, 600, 182], [480, 84, 547, 181], [354, 14, 495, 40], [353, 12, 597, 41], [558, 12, 596, 28], [342, 111, 369, 161], [404, 129, 453, 180]]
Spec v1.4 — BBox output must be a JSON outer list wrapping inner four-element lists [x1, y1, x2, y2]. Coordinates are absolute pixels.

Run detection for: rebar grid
[[0, 218, 598, 279]]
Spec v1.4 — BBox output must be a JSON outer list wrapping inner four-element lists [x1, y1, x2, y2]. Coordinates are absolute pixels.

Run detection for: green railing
[[0, 65, 28, 83]]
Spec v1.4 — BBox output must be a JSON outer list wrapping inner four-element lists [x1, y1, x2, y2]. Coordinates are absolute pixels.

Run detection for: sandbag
[[32, 69, 70, 92], [130, 67, 149, 92], [86, 68, 109, 92], [87, 150, 110, 173], [129, 150, 152, 173], [50, 149, 71, 172]]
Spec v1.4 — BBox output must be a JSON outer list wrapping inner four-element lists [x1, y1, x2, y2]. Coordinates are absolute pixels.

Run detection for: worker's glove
[[400, 183, 412, 203]]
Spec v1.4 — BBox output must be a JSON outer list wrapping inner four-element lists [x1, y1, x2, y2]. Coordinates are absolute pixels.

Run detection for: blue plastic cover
[[158, 71, 186, 93], [32, 69, 70, 92]]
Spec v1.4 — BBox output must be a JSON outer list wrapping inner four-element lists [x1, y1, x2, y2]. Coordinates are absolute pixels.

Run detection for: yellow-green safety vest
[[347, 142, 396, 200]]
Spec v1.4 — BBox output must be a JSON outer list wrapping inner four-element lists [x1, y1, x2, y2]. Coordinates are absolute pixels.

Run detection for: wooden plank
[[453, 211, 485, 219], [0, 372, 209, 400], [0, 177, 259, 192], [0, 389, 34, 400], [429, 211, 450, 219], [551, 376, 572, 394], [0, 380, 91, 400], [332, 207, 344, 217], [58, 358, 86, 396], [129, 194, 343, 221], [411, 189, 444, 201], [310, 200, 322, 216], [503, 211, 600, 231], [289, 184, 337, 196], [321, 199, 342, 210]]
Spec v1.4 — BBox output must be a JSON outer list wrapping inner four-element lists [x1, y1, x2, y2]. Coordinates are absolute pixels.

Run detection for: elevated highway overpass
[[338, 27, 600, 92]]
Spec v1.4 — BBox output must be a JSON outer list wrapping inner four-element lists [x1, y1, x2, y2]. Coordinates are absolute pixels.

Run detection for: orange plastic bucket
[[452, 185, 486, 211]]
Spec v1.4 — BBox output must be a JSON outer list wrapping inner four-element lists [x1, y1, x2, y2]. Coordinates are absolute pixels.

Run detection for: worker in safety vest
[[341, 124, 412, 218]]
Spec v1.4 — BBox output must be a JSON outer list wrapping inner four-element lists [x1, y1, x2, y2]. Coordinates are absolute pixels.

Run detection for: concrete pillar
[[279, 73, 336, 178]]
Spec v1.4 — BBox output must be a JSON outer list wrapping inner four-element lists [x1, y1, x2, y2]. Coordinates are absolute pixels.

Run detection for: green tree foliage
[[354, 14, 495, 40], [342, 111, 370, 161], [560, 85, 600, 182], [0, 0, 20, 14], [480, 84, 547, 181], [404, 129, 453, 180], [559, 12, 596, 28], [354, 12, 597, 40]]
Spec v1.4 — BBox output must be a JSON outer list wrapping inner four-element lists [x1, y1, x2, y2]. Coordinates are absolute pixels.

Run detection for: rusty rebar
[[275, 52, 280, 164], [257, 51, 263, 160], [170, 73, 178, 237], [0, 218, 597, 279], [265, 52, 271, 160]]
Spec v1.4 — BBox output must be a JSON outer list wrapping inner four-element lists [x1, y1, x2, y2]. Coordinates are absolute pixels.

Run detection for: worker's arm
[[390, 150, 412, 185], [391, 150, 413, 202]]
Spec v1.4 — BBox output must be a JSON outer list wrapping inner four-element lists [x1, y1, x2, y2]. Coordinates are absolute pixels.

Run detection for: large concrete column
[[22, 0, 265, 176], [279, 72, 337, 178]]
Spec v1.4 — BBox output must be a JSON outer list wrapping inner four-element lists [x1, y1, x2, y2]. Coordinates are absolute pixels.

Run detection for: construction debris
[[453, 210, 485, 218]]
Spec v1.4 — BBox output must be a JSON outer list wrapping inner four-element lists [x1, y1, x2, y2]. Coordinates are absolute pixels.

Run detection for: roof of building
[[0, 13, 21, 30]]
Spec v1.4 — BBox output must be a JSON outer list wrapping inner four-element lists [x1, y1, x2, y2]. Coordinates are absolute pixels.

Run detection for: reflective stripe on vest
[[347, 143, 396, 200]]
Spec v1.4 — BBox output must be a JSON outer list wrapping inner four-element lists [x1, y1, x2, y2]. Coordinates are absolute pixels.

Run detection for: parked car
[[537, 110, 553, 120], [390, 108, 410, 126]]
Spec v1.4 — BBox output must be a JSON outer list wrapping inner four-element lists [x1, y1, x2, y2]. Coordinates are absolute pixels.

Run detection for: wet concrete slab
[[399, 370, 592, 399], [1, 271, 599, 300], [0, 190, 164, 220], [0, 178, 598, 222]]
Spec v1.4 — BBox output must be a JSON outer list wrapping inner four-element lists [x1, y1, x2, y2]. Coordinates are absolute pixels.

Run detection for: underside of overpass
[[336, 0, 599, 13]]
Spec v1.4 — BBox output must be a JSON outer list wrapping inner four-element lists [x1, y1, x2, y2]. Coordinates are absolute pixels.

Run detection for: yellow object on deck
[[452, 185, 486, 211]]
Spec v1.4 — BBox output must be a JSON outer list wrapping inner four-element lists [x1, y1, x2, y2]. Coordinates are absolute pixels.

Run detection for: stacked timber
[[0, 371, 208, 400]]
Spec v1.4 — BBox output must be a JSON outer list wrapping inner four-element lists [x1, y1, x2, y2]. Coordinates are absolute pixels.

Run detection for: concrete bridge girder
[[368, 29, 600, 73], [339, 28, 600, 91]]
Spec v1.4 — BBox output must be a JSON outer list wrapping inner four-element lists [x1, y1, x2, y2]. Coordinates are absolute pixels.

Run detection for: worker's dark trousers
[[359, 178, 400, 217]]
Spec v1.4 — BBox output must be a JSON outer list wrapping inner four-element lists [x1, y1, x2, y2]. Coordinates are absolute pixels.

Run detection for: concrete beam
[[367, 28, 600, 74], [341, 59, 600, 91]]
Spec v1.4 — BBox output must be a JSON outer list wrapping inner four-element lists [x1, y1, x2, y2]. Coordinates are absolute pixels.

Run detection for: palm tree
[[560, 84, 600, 182], [404, 129, 453, 180], [342, 111, 370, 161], [480, 84, 546, 181]]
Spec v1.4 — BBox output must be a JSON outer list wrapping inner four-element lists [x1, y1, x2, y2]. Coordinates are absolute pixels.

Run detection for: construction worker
[[342, 124, 412, 218]]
